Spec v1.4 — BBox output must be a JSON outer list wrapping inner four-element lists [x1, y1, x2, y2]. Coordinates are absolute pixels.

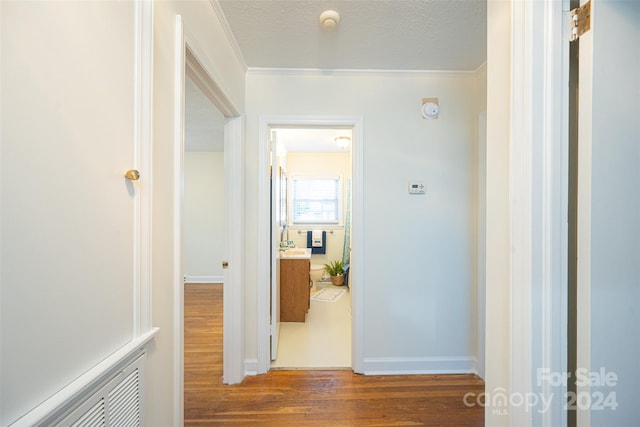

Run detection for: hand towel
[[312, 230, 323, 247], [306, 231, 326, 254]]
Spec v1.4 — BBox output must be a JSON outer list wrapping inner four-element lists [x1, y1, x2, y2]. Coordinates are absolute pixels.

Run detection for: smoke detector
[[421, 98, 440, 120], [319, 10, 340, 31]]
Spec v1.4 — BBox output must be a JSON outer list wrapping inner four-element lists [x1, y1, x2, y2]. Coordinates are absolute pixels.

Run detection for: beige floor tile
[[271, 283, 351, 369]]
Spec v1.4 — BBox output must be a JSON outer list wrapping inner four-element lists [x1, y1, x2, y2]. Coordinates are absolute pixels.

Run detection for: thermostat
[[408, 180, 426, 194]]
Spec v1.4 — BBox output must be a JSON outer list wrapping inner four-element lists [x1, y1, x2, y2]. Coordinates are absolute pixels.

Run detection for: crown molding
[[209, 0, 248, 72], [246, 66, 484, 78], [474, 61, 487, 75]]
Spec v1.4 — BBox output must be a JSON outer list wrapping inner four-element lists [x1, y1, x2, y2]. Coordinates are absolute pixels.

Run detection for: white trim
[[174, 18, 246, 426], [507, 2, 570, 426], [185, 48, 239, 117], [172, 15, 186, 427], [362, 357, 477, 375], [247, 67, 479, 78], [256, 118, 272, 374], [243, 358, 259, 376], [350, 118, 364, 374], [12, 328, 159, 427], [208, 0, 248, 72], [181, 29, 244, 385], [540, 1, 570, 426], [474, 61, 487, 76], [223, 116, 245, 385], [0, 0, 3, 413], [184, 276, 224, 284], [476, 111, 487, 380], [256, 115, 364, 375], [132, 0, 154, 338], [576, 2, 593, 423], [509, 2, 534, 426]]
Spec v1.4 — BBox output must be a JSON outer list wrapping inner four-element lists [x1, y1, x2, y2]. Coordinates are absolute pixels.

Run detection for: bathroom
[[272, 127, 353, 369]]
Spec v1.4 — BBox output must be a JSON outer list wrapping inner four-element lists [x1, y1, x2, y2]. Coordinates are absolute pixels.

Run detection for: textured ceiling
[[187, 1, 487, 153], [217, 0, 487, 71]]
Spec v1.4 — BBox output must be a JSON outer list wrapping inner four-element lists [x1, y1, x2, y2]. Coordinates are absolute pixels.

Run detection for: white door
[[575, 1, 640, 426], [270, 130, 285, 360], [1, 2, 143, 423]]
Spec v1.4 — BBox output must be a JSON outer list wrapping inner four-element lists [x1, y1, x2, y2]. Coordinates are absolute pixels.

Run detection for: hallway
[[184, 283, 484, 425]]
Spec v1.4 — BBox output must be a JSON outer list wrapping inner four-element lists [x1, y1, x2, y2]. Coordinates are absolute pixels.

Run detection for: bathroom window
[[290, 176, 341, 224]]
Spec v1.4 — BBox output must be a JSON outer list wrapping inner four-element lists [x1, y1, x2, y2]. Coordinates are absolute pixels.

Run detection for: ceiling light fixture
[[335, 136, 350, 149], [319, 10, 340, 31]]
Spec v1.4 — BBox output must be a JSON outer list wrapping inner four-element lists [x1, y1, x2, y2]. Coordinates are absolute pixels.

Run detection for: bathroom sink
[[284, 249, 306, 255], [280, 248, 311, 258]]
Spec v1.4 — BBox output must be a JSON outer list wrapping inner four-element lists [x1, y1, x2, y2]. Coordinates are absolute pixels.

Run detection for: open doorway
[[176, 40, 244, 384], [174, 16, 245, 423], [182, 73, 226, 384], [256, 116, 364, 374], [270, 127, 353, 369], [182, 76, 226, 285]]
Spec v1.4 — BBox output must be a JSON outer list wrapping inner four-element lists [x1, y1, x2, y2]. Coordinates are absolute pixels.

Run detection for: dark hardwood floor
[[184, 283, 485, 426]]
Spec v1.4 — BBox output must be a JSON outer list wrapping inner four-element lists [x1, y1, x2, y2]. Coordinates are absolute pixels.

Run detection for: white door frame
[[500, 1, 569, 426], [256, 115, 364, 374], [173, 14, 245, 426]]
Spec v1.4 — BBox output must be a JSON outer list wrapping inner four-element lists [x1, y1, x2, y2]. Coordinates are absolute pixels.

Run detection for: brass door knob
[[125, 170, 140, 180], [222, 261, 229, 269]]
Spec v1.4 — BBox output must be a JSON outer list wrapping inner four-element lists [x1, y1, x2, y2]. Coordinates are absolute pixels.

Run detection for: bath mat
[[312, 288, 347, 303]]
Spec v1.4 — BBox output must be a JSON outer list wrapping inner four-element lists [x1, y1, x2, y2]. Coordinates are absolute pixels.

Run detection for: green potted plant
[[324, 260, 345, 286]]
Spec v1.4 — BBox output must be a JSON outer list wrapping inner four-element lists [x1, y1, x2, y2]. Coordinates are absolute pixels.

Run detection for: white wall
[[588, 1, 640, 425], [0, 1, 245, 424], [1, 2, 138, 424], [150, 1, 245, 424], [285, 152, 351, 267], [245, 71, 479, 372], [184, 152, 225, 280]]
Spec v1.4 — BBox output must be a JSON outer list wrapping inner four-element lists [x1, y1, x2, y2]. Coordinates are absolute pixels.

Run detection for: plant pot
[[330, 274, 345, 286]]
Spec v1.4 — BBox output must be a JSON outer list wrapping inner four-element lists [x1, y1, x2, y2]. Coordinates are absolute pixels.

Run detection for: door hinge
[[570, 1, 591, 42]]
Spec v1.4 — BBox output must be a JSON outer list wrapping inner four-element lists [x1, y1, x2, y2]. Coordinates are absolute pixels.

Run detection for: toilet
[[309, 264, 325, 288]]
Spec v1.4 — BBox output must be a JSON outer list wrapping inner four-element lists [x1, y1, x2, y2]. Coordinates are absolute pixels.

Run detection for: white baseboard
[[184, 275, 223, 284], [244, 358, 258, 376], [249, 356, 477, 377], [362, 356, 477, 375]]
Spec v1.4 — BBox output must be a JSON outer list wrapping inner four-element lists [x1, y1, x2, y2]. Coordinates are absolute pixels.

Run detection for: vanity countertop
[[279, 248, 312, 259]]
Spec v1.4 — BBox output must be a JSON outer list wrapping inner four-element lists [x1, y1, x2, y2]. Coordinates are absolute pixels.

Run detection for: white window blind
[[291, 176, 341, 224]]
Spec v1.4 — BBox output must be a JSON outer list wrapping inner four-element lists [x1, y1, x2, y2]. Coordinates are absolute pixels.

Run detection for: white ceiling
[[276, 128, 353, 153], [217, 0, 487, 71]]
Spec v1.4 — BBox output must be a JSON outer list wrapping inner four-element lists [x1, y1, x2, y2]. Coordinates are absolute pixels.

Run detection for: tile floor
[[271, 282, 352, 369]]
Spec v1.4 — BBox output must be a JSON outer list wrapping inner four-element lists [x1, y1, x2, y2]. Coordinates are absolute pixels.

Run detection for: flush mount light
[[335, 136, 350, 149], [319, 10, 340, 31]]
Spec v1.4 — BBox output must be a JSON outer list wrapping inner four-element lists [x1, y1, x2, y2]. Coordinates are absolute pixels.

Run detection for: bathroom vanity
[[279, 248, 311, 322]]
